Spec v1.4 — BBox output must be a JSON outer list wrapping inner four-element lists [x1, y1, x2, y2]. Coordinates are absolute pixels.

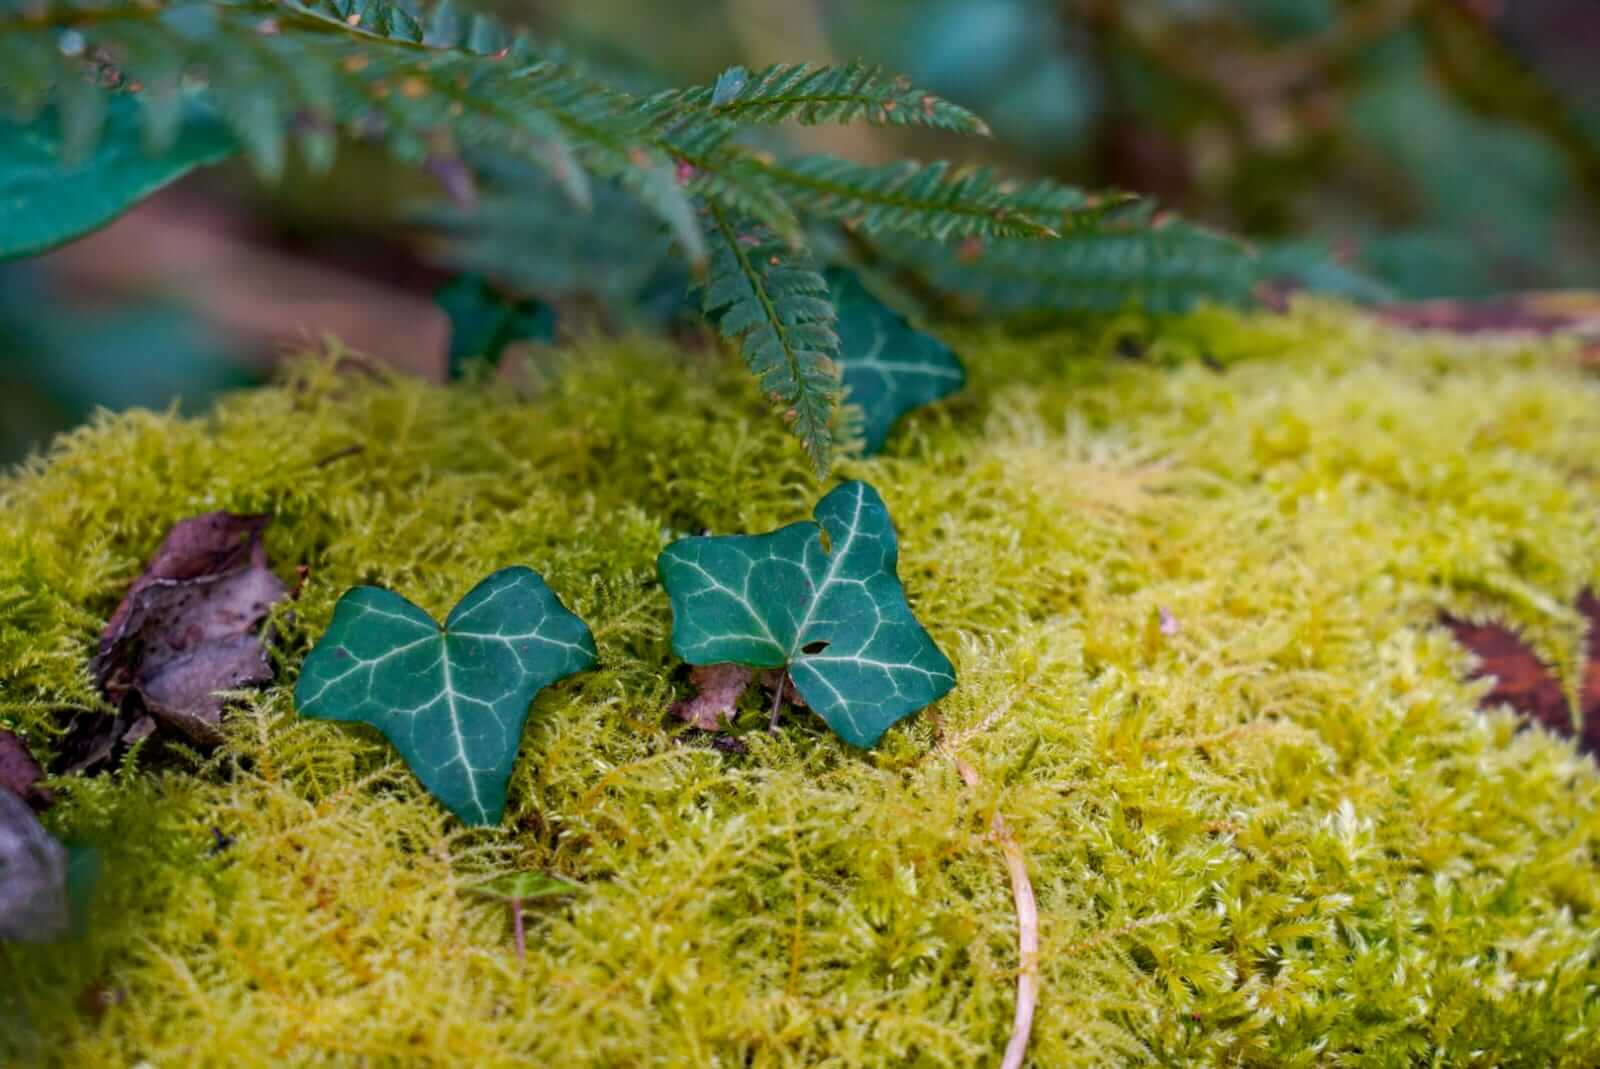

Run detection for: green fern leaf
[[701, 202, 840, 472], [416, 157, 675, 303], [734, 156, 1063, 240], [647, 62, 988, 136], [890, 216, 1260, 314]]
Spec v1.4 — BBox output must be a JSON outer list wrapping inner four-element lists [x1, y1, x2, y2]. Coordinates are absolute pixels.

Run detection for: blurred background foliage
[[4, 0, 1598, 461]]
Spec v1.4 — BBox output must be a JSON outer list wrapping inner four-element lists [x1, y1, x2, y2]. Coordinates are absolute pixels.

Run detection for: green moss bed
[[3, 302, 1600, 1066]]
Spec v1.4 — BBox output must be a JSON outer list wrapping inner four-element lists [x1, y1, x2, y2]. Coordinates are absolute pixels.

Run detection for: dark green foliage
[[842, 0, 1600, 299], [296, 567, 597, 826], [0, 95, 235, 260], [0, 261, 250, 462], [0, 0, 1322, 471], [417, 156, 677, 310], [828, 269, 965, 455], [436, 274, 556, 379], [658, 480, 955, 748]]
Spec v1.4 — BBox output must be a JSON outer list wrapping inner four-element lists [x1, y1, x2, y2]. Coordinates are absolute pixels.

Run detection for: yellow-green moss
[[2, 302, 1599, 1067]]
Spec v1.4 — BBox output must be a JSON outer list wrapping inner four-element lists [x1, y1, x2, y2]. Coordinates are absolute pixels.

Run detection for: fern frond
[[701, 203, 840, 472], [0, 0, 691, 219], [991, 178, 1141, 229], [732, 156, 1077, 240], [416, 156, 674, 302], [645, 62, 988, 136], [885, 217, 1260, 314]]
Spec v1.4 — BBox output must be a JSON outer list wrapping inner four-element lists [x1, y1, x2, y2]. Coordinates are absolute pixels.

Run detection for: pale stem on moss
[[511, 899, 526, 961], [768, 671, 787, 732], [934, 699, 1038, 1069]]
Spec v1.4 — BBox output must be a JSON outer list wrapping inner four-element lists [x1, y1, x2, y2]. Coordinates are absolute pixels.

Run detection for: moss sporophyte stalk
[[3, 301, 1600, 1066]]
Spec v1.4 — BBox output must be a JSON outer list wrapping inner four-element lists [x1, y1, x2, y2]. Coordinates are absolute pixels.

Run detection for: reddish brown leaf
[[93, 513, 287, 745], [1443, 590, 1600, 758], [1381, 292, 1600, 367], [1440, 612, 1574, 741], [1579, 590, 1600, 753], [0, 729, 52, 810], [758, 669, 808, 710], [671, 664, 753, 731]]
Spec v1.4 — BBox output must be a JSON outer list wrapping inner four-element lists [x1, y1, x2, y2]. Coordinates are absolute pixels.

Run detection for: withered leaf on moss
[[0, 729, 52, 810], [1441, 590, 1600, 754], [94, 512, 287, 746], [0, 788, 69, 942], [1381, 293, 1600, 368], [670, 664, 807, 736], [671, 663, 754, 731]]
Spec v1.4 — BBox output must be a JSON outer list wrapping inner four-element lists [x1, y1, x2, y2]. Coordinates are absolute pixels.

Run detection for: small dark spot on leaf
[[801, 640, 830, 655]]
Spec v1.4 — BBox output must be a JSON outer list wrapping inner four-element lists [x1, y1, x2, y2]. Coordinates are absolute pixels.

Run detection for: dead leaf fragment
[[1381, 292, 1600, 367], [1441, 589, 1600, 754], [758, 669, 808, 709], [94, 513, 287, 745], [667, 662, 816, 734], [0, 729, 53, 810], [671, 664, 753, 731], [0, 788, 69, 942]]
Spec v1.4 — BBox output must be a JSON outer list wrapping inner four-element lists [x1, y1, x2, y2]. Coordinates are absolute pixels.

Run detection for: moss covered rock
[[2, 303, 1599, 1066]]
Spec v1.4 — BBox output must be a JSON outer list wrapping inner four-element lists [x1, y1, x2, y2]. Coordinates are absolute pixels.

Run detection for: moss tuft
[[3, 303, 1600, 1066]]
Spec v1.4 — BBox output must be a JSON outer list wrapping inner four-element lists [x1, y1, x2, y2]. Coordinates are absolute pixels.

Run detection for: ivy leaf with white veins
[[658, 481, 955, 748], [295, 567, 596, 825], [827, 269, 966, 455]]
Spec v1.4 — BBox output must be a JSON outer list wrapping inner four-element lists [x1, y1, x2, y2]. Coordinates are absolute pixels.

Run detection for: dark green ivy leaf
[[0, 95, 238, 262], [295, 567, 596, 825], [827, 268, 966, 455], [435, 275, 557, 381], [658, 481, 955, 748]]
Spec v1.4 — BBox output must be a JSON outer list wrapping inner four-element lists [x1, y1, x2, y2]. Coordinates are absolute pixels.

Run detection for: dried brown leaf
[[671, 664, 753, 731], [0, 729, 52, 810], [1442, 588, 1600, 755], [0, 789, 69, 942], [1382, 292, 1600, 367], [93, 512, 287, 745]]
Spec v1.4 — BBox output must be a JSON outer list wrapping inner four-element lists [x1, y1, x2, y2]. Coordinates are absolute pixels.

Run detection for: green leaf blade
[[829, 269, 966, 455], [658, 481, 954, 748], [658, 525, 814, 669], [436, 274, 556, 380], [470, 870, 583, 902], [0, 94, 237, 261], [295, 567, 596, 826]]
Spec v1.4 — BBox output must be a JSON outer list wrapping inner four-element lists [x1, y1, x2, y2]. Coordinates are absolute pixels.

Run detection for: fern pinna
[[0, 0, 1261, 471]]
